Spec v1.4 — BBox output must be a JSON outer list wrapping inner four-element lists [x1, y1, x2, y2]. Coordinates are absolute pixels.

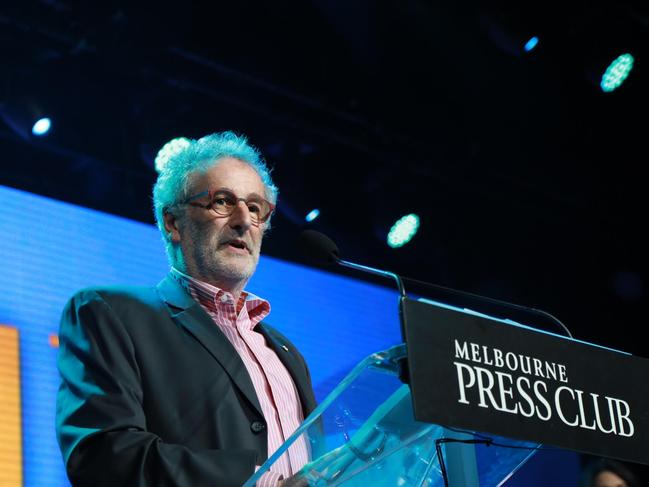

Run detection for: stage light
[[478, 9, 542, 58], [524, 36, 539, 52], [31, 117, 51, 136], [600, 53, 634, 93], [0, 99, 52, 141], [155, 137, 190, 173], [387, 213, 420, 248], [305, 209, 320, 222]]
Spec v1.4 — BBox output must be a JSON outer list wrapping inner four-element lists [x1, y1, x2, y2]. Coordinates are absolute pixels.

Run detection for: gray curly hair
[[152, 131, 278, 266]]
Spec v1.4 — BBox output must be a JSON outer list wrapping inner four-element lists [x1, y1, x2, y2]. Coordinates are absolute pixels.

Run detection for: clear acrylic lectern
[[244, 343, 538, 486]]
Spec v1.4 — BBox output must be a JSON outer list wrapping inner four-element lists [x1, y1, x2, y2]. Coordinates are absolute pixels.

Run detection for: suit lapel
[[156, 275, 263, 417]]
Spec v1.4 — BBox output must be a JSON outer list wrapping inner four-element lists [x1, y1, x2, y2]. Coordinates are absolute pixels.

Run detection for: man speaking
[[56, 132, 316, 486]]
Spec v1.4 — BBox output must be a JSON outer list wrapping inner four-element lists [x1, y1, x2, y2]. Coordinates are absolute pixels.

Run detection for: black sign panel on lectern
[[402, 297, 649, 466]]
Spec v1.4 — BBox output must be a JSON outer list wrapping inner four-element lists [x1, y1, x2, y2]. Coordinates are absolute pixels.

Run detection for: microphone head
[[299, 230, 340, 264]]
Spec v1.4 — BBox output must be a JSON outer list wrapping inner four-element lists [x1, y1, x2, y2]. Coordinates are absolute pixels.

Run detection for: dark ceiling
[[1, 1, 648, 356]]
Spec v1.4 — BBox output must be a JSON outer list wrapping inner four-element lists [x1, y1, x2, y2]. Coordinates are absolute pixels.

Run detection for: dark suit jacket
[[56, 274, 317, 487]]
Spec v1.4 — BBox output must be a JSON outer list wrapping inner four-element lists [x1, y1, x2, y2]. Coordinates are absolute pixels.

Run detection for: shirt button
[[250, 420, 266, 434], [220, 294, 229, 303]]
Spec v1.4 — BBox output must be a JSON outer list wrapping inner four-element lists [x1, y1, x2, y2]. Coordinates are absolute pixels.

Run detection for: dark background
[[2, 2, 647, 355], [1, 1, 648, 480]]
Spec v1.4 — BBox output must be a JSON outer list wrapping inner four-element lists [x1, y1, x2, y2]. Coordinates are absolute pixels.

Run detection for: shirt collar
[[170, 267, 270, 323]]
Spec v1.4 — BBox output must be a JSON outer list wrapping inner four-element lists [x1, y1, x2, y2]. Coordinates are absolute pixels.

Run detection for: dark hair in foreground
[[580, 457, 640, 487]]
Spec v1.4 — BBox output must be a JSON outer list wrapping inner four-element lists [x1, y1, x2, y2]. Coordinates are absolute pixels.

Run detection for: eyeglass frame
[[174, 187, 275, 225]]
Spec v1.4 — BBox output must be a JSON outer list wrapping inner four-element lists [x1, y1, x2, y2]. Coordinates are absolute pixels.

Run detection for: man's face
[[169, 157, 269, 290]]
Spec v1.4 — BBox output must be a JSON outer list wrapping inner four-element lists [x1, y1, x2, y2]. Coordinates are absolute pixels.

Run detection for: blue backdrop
[[0, 184, 577, 486]]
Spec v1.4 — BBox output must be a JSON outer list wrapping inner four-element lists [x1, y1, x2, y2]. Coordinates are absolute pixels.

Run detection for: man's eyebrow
[[213, 187, 265, 199]]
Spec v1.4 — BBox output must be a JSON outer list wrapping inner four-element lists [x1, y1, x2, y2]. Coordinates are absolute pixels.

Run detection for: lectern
[[245, 297, 649, 486]]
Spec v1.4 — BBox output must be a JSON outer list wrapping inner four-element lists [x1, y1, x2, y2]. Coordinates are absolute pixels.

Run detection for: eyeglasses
[[179, 188, 275, 225]]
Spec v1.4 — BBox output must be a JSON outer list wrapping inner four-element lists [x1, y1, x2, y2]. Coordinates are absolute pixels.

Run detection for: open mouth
[[224, 239, 249, 252]]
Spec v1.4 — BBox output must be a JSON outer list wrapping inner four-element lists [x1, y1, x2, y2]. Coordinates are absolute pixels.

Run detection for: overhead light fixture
[[305, 209, 320, 222], [581, 7, 643, 94], [600, 53, 635, 93], [0, 99, 53, 141], [524, 36, 539, 52], [478, 8, 542, 57], [387, 213, 420, 248], [31, 117, 52, 136]]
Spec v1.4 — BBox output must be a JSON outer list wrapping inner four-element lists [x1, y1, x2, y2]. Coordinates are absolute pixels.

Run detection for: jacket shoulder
[[69, 285, 159, 305], [63, 285, 167, 322]]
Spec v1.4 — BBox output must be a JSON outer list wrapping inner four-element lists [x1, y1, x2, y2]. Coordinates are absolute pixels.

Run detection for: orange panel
[[0, 325, 22, 487]]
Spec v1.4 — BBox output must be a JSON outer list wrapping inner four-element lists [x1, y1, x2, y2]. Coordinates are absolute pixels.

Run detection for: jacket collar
[[155, 273, 315, 418], [156, 274, 264, 417], [156, 272, 197, 310]]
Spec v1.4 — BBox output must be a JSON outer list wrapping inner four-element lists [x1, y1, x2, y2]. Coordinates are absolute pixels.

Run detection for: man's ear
[[163, 210, 182, 243]]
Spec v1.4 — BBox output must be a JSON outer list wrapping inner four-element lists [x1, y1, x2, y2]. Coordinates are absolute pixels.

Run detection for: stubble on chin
[[208, 247, 257, 282], [192, 235, 259, 285]]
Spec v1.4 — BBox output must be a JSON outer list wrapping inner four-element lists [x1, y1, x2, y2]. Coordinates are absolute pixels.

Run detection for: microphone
[[298, 230, 573, 339], [299, 230, 407, 298], [298, 229, 340, 264], [299, 229, 411, 382]]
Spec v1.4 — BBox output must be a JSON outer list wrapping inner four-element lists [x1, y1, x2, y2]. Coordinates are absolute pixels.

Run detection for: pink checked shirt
[[171, 268, 309, 486]]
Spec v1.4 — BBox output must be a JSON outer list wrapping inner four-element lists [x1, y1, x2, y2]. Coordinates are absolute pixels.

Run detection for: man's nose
[[228, 201, 253, 231]]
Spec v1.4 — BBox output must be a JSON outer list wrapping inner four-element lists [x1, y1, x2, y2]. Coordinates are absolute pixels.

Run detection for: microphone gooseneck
[[299, 230, 407, 298], [298, 230, 573, 339]]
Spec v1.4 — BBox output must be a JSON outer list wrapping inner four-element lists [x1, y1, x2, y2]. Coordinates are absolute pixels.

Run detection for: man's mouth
[[223, 239, 249, 253]]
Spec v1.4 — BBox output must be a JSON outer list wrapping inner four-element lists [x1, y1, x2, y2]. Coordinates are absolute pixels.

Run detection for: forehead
[[190, 157, 265, 195]]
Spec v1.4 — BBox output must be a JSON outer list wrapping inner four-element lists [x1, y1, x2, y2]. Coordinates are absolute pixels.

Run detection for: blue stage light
[[387, 213, 420, 248], [305, 209, 320, 222], [31, 117, 51, 136], [524, 36, 539, 52], [601, 53, 634, 92]]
